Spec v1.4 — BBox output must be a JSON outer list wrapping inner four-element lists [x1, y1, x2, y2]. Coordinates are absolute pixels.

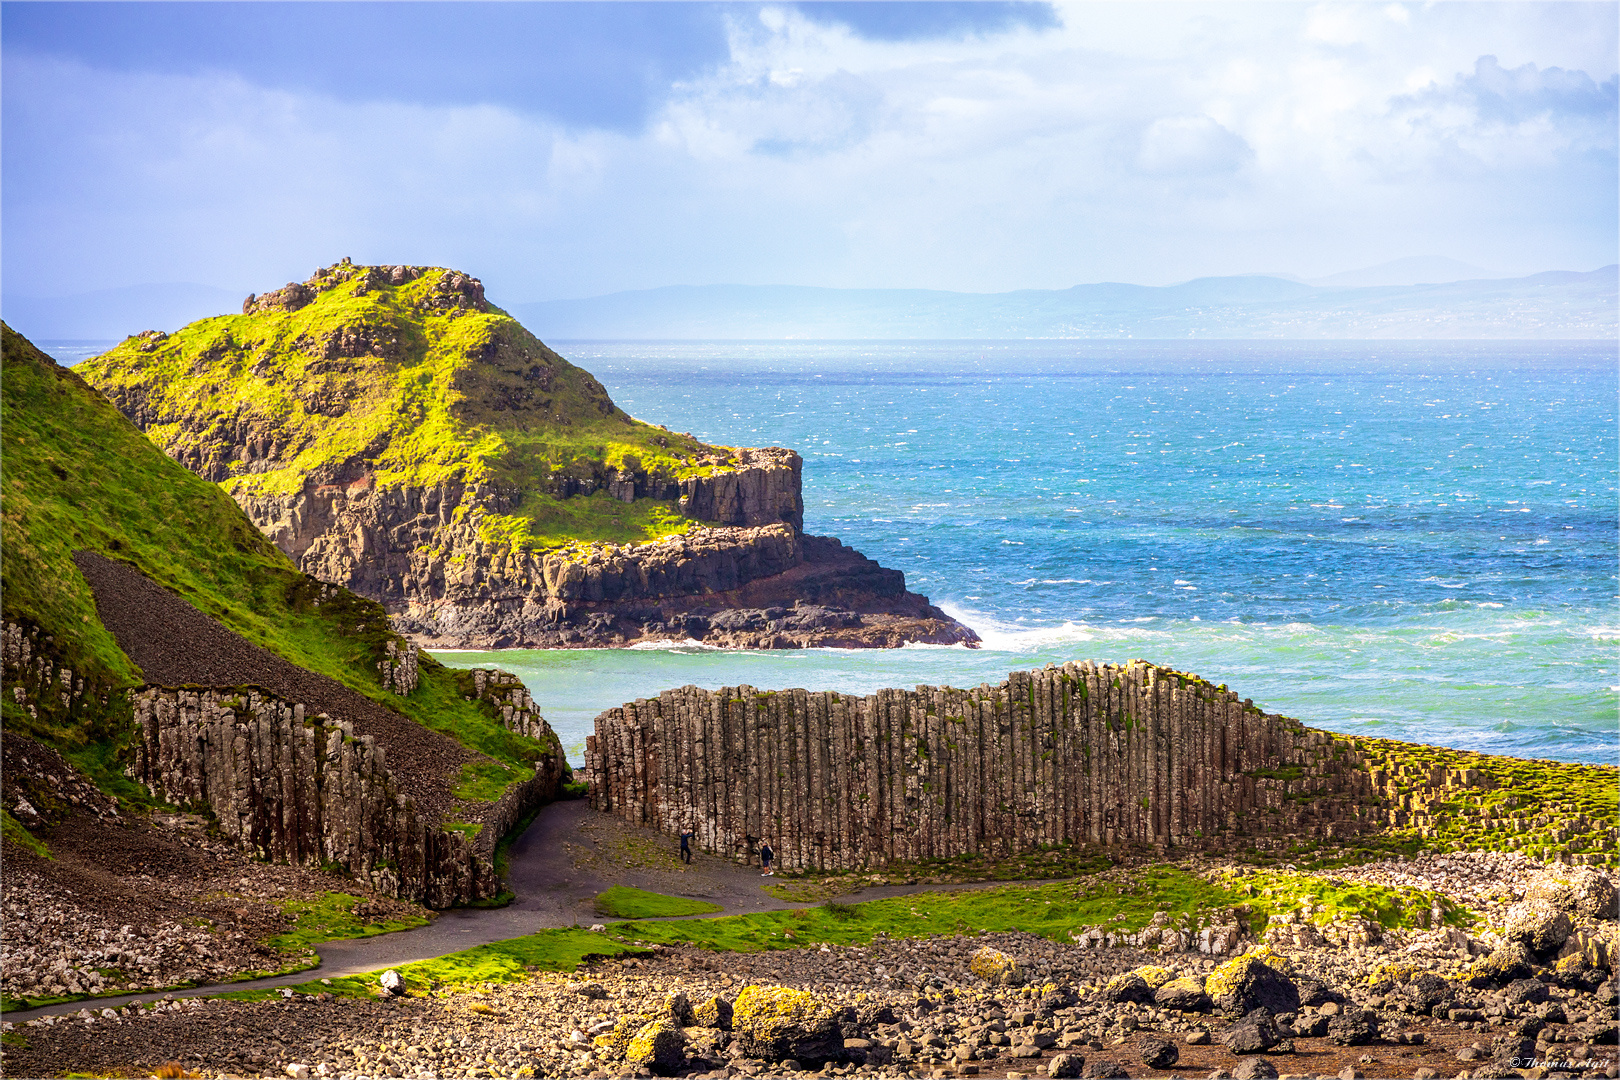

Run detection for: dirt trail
[[2, 799, 1042, 1021]]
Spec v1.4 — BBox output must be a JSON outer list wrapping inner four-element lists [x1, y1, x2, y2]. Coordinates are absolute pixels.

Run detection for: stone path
[[2, 800, 1041, 1022]]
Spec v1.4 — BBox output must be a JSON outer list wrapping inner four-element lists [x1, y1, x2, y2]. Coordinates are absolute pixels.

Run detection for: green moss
[[77, 264, 733, 555], [453, 758, 528, 803], [214, 927, 643, 1003], [593, 886, 724, 919], [1, 808, 50, 859], [607, 865, 1466, 956], [268, 892, 431, 950], [1352, 737, 1618, 868]]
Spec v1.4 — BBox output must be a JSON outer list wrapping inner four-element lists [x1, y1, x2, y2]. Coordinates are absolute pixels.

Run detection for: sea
[[50, 338, 1619, 769]]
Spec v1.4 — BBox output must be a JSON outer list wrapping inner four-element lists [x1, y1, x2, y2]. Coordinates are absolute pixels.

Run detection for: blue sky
[[3, 1, 1616, 302]]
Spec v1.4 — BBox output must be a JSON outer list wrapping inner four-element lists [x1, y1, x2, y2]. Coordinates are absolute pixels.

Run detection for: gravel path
[[2, 800, 1050, 1023], [73, 551, 478, 825]]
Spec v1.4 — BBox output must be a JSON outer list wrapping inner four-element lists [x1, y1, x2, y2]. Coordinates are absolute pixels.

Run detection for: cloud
[[1389, 55, 1618, 169], [0, 1, 734, 132], [1, 2, 1614, 302], [1137, 115, 1253, 176]]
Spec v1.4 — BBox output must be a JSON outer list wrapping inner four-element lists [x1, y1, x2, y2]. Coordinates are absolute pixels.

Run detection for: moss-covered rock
[[625, 1019, 686, 1074], [1470, 943, 1533, 987], [1206, 951, 1299, 1015], [691, 994, 733, 1029], [1129, 964, 1175, 989], [1101, 972, 1154, 1004], [592, 1013, 649, 1058], [732, 984, 842, 1063], [969, 946, 1025, 987], [1153, 976, 1212, 1012]]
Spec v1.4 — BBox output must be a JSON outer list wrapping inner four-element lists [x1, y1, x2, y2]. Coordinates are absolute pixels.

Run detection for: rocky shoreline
[[5, 856, 1616, 1080]]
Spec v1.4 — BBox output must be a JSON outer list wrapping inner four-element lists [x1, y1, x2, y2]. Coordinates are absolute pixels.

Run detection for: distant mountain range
[[5, 265, 1614, 343], [511, 266, 1618, 340]]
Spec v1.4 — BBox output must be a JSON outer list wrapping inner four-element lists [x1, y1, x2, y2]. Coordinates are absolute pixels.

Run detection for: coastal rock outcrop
[[80, 261, 974, 650], [128, 687, 491, 906], [586, 660, 1377, 871]]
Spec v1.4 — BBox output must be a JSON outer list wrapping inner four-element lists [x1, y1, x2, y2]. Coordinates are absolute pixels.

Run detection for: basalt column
[[586, 660, 1379, 871]]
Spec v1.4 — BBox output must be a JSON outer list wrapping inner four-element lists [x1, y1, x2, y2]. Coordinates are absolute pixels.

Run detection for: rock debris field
[[5, 856, 1617, 1080]]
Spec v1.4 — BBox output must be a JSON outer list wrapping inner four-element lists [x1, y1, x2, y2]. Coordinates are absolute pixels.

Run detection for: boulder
[[1294, 975, 1343, 1008], [594, 1014, 650, 1058], [1500, 977, 1549, 1007], [1048, 1052, 1085, 1079], [1325, 1009, 1380, 1047], [1155, 976, 1212, 1012], [1502, 898, 1572, 954], [1137, 1035, 1178, 1068], [1232, 1057, 1280, 1080], [655, 990, 695, 1027], [1102, 972, 1154, 1005], [970, 945, 1026, 987], [1526, 868, 1619, 920], [1471, 942, 1534, 986], [378, 969, 404, 997], [1403, 971, 1453, 1014], [625, 1020, 686, 1074], [692, 994, 733, 1029], [1221, 1009, 1280, 1054], [732, 984, 842, 1063], [1129, 965, 1175, 989], [1207, 953, 1299, 1015], [1082, 1059, 1130, 1078]]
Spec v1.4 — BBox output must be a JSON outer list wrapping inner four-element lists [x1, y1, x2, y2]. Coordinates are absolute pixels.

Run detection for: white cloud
[[1137, 115, 1253, 176], [3, 3, 1615, 300]]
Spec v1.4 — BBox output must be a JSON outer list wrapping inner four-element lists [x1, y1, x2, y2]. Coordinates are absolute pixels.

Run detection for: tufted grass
[[268, 893, 431, 951], [593, 886, 723, 919]]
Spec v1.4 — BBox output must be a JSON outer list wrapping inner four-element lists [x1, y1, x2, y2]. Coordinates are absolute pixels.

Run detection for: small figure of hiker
[[679, 825, 693, 864], [759, 838, 774, 877]]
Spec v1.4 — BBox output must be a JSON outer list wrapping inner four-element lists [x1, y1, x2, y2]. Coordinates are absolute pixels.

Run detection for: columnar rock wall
[[128, 687, 498, 907], [470, 668, 551, 741], [586, 661, 1378, 871]]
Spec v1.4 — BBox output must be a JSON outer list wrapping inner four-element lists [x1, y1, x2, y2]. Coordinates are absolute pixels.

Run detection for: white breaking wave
[[940, 603, 1171, 652], [627, 638, 727, 652]]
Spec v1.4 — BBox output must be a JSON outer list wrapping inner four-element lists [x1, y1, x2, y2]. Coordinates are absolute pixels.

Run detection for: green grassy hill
[[78, 259, 734, 552], [0, 321, 555, 806]]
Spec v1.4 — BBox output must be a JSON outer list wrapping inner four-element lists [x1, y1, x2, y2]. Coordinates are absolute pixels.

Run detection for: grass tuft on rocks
[[593, 886, 724, 919], [268, 892, 432, 950]]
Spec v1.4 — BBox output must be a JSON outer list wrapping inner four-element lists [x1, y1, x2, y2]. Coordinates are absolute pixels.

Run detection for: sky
[[3, 1, 1616, 303]]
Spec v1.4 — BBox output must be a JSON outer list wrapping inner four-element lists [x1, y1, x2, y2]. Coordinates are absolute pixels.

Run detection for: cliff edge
[[79, 260, 976, 650]]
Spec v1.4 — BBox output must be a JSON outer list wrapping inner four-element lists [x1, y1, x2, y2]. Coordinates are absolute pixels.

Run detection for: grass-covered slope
[[0, 321, 553, 796], [77, 260, 735, 552]]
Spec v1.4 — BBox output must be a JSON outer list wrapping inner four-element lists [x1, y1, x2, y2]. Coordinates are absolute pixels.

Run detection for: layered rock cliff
[[80, 260, 974, 649]]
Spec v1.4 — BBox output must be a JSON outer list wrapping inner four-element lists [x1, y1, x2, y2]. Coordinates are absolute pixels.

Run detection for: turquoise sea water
[[428, 341, 1611, 768]]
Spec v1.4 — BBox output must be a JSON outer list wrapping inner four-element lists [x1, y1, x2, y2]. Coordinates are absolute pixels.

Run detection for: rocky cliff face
[[587, 660, 1380, 872], [80, 261, 975, 650]]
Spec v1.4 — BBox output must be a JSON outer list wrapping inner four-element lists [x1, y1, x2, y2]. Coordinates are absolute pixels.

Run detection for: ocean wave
[[627, 638, 726, 652]]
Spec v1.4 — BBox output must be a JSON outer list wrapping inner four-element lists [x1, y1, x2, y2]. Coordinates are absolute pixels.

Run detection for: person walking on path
[[759, 838, 774, 876], [679, 826, 693, 864]]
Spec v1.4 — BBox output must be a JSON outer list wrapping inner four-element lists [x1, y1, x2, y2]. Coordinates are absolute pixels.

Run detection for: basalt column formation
[[586, 660, 1378, 870]]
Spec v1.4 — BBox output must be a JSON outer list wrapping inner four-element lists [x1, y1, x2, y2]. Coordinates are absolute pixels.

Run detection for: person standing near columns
[[759, 838, 774, 876], [679, 825, 693, 864]]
